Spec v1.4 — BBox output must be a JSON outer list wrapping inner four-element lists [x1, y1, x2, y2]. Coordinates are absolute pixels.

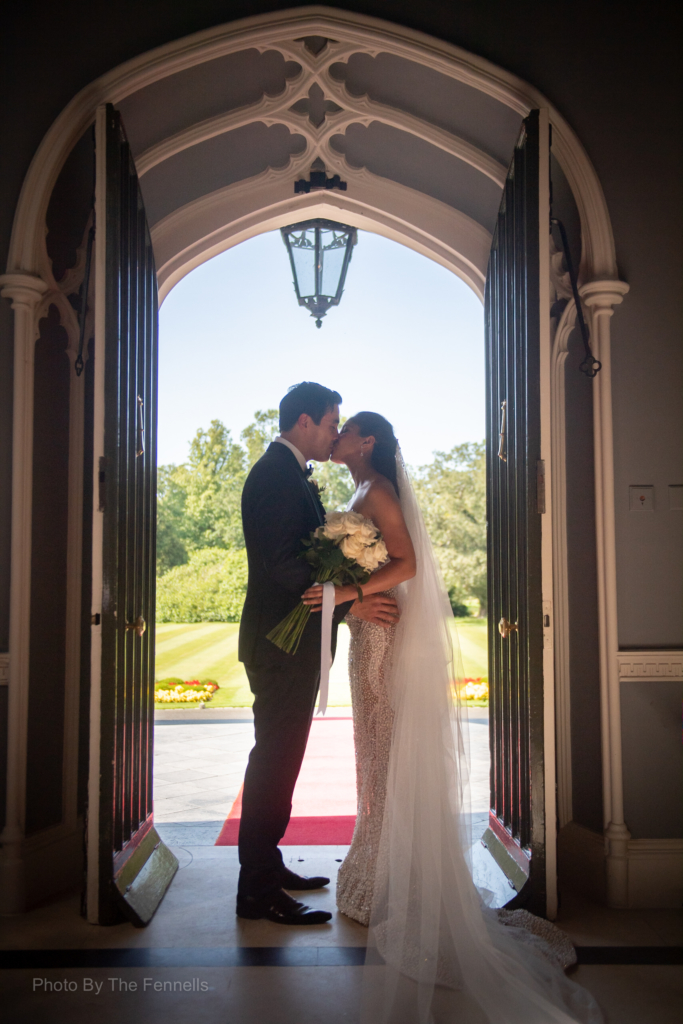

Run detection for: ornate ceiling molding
[[135, 37, 507, 188], [6, 5, 617, 285]]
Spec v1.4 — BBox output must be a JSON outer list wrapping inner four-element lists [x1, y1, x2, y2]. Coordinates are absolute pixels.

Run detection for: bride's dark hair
[[348, 411, 399, 494]]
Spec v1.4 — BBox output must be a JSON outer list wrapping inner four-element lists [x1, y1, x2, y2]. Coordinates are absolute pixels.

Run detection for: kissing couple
[[236, 382, 602, 1024]]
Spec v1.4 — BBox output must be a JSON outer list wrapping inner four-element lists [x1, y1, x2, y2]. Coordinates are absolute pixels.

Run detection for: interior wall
[[23, 127, 94, 836], [565, 329, 603, 833], [550, 152, 604, 834], [621, 680, 683, 839], [25, 305, 70, 834]]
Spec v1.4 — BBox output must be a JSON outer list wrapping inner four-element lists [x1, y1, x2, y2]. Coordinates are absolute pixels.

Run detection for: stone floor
[[0, 845, 680, 1023], [1, 710, 680, 1023]]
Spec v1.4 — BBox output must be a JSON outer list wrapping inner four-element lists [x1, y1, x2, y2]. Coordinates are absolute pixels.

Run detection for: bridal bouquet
[[266, 511, 388, 655]]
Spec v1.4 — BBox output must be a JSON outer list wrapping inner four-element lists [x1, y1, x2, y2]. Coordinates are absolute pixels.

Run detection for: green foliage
[[156, 465, 189, 574], [413, 442, 487, 615], [180, 419, 247, 551], [156, 547, 248, 622], [157, 406, 487, 621], [240, 408, 279, 467], [156, 420, 247, 573], [449, 599, 470, 617], [309, 459, 355, 511]]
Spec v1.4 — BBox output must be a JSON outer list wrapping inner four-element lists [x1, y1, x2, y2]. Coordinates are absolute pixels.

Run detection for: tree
[[413, 442, 487, 615], [156, 547, 248, 622], [156, 464, 189, 574], [310, 459, 355, 511], [179, 419, 246, 551], [156, 412, 488, 621], [156, 419, 246, 574], [240, 408, 279, 467]]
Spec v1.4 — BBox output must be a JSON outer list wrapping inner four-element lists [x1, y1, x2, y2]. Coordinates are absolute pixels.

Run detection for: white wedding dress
[[337, 452, 602, 1024]]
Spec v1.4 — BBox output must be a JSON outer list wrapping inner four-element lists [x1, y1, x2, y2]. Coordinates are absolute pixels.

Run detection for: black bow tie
[[304, 465, 313, 478]]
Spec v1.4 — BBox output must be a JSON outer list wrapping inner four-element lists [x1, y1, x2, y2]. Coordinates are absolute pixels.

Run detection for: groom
[[236, 382, 399, 925]]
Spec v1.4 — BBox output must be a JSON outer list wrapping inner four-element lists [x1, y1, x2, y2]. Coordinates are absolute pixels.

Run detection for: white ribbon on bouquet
[[317, 581, 335, 715]]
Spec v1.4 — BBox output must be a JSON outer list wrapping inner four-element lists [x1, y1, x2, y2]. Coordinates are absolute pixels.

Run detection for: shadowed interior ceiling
[[113, 32, 524, 298]]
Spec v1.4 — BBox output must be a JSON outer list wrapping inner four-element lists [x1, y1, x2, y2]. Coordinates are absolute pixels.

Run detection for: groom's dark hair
[[279, 382, 342, 431]]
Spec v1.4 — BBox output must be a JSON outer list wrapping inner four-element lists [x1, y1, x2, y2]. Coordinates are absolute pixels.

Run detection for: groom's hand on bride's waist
[[348, 593, 400, 627]]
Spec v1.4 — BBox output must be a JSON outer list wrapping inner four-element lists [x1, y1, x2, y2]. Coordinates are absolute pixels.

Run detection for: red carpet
[[215, 717, 357, 845]]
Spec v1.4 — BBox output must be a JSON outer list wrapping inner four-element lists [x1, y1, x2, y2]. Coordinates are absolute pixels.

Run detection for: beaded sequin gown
[[336, 589, 397, 926]]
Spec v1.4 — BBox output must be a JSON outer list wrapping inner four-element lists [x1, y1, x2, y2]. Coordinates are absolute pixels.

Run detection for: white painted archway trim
[[153, 168, 491, 304], [1, 6, 630, 912]]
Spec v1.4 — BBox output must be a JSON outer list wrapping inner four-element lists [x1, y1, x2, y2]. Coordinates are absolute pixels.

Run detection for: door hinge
[[536, 459, 546, 514], [98, 456, 106, 511]]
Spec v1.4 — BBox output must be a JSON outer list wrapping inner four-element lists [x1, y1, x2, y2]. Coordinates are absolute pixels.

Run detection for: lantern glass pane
[[320, 228, 347, 297], [289, 228, 316, 298]]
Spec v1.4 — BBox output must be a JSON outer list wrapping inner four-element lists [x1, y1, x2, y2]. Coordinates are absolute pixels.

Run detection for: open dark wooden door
[[86, 104, 177, 925], [483, 109, 556, 917]]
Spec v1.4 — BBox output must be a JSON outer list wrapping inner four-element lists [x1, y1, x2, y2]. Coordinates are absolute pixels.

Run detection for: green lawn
[[155, 623, 248, 707], [451, 617, 488, 679], [155, 618, 489, 709]]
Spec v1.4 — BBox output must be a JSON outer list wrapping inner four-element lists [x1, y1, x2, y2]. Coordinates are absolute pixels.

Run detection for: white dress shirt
[[273, 435, 308, 473]]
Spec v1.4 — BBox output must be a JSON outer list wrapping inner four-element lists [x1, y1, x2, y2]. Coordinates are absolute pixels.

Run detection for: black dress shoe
[[280, 867, 330, 891], [236, 889, 332, 925]]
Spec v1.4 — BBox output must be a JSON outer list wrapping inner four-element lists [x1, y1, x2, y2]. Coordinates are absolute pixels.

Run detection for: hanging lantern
[[280, 219, 357, 327]]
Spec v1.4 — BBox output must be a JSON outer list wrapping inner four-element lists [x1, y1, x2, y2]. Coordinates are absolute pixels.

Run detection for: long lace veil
[[360, 449, 602, 1024]]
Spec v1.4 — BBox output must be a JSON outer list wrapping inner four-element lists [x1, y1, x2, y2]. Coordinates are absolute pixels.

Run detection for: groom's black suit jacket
[[239, 441, 351, 666]]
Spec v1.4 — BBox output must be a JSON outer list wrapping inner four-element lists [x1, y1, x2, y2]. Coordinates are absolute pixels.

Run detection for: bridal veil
[[360, 451, 602, 1024]]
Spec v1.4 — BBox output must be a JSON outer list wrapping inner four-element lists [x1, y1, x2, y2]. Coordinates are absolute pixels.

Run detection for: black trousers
[[238, 645, 320, 898]]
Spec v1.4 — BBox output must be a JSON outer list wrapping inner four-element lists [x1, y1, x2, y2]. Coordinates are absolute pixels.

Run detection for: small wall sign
[[629, 485, 654, 511]]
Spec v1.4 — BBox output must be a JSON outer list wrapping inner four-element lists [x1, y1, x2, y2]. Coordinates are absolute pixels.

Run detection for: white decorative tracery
[[135, 37, 507, 188]]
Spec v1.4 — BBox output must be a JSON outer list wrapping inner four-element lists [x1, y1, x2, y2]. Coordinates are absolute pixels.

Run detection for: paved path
[[153, 708, 491, 848]]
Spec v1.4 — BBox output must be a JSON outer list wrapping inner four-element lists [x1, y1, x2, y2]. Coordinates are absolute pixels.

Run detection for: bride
[[303, 411, 602, 1024]]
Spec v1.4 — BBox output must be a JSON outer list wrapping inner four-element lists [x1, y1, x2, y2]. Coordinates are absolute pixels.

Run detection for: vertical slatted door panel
[[89, 104, 176, 926], [484, 110, 546, 915]]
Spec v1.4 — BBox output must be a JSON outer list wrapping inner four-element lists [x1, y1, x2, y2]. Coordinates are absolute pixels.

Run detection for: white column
[[0, 272, 49, 914], [581, 279, 630, 907]]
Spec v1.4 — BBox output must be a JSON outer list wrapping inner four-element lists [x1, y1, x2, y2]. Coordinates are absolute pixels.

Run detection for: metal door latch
[[125, 615, 146, 637], [498, 617, 518, 639], [498, 400, 507, 462]]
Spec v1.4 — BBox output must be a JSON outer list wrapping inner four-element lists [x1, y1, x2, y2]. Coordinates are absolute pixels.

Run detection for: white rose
[[357, 539, 388, 570], [322, 512, 349, 540], [340, 534, 367, 562], [339, 511, 366, 534], [356, 519, 379, 543]]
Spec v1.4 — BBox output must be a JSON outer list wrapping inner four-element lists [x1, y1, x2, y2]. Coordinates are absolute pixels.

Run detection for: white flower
[[323, 510, 365, 540], [356, 519, 379, 543], [340, 534, 367, 561], [322, 512, 351, 539], [356, 539, 388, 570]]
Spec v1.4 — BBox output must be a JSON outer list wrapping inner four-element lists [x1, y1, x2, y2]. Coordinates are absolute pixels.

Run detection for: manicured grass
[[154, 622, 354, 708], [451, 617, 489, 679], [155, 623, 250, 707], [155, 618, 489, 710]]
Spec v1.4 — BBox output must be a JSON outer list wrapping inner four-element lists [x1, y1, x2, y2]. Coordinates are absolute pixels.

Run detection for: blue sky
[[158, 229, 485, 469]]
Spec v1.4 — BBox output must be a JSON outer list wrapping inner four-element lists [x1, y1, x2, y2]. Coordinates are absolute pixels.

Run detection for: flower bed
[[460, 677, 489, 706], [154, 678, 219, 704]]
